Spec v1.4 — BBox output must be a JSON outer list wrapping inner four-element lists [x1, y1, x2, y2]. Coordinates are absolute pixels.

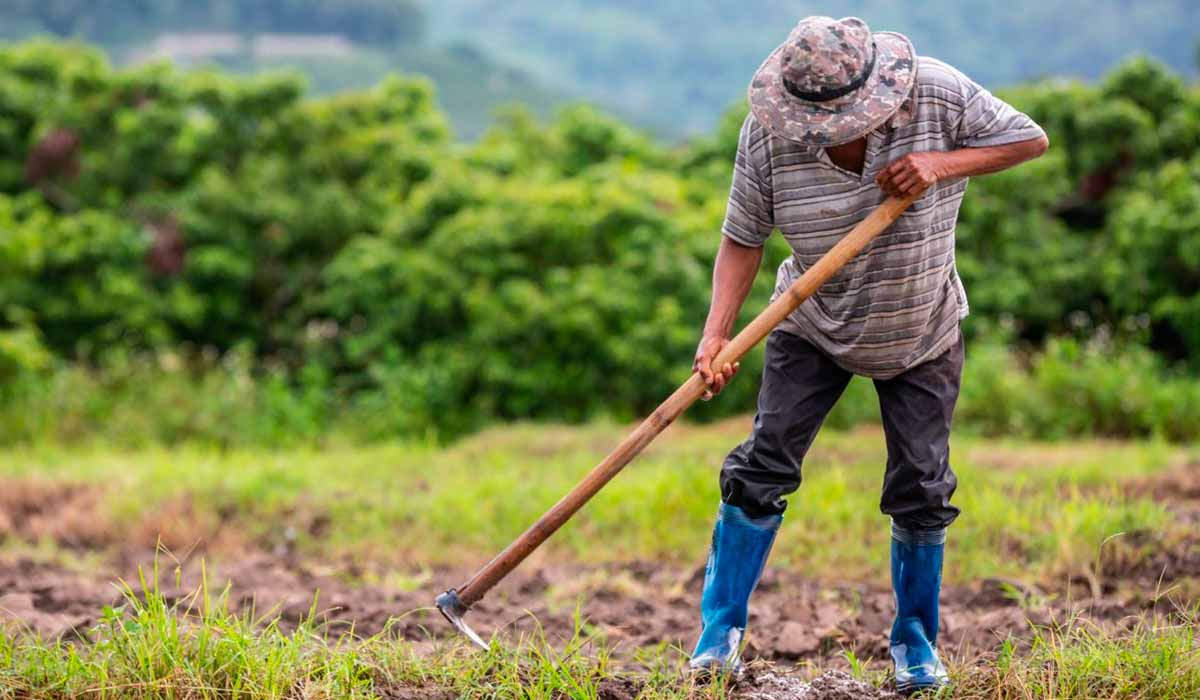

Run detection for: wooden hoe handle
[[449, 193, 920, 608]]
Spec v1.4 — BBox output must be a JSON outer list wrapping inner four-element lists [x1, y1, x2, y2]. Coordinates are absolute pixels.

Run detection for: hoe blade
[[435, 589, 488, 650]]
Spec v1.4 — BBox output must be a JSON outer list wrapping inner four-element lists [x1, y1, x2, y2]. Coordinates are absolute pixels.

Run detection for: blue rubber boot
[[890, 522, 949, 695], [689, 503, 781, 674]]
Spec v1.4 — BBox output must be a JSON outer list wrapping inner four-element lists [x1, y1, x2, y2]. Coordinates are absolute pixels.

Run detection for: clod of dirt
[[0, 558, 123, 640], [374, 682, 457, 700], [775, 620, 822, 658], [597, 675, 643, 700], [807, 671, 901, 700], [738, 670, 900, 700]]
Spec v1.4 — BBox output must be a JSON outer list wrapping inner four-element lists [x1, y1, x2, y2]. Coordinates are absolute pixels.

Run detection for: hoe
[[437, 192, 922, 648]]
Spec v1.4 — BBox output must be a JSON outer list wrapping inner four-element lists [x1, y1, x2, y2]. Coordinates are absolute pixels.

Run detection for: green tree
[[1102, 157, 1200, 360]]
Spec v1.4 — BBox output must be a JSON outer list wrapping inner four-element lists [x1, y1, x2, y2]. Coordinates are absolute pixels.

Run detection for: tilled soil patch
[[736, 670, 901, 700], [371, 668, 902, 700], [2, 462, 1197, 697], [0, 550, 1186, 670]]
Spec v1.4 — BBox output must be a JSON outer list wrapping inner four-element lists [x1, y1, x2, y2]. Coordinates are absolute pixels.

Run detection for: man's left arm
[[875, 137, 1048, 198], [877, 71, 1049, 198]]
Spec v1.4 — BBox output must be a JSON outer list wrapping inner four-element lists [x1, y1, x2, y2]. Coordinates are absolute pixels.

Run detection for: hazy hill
[[3, 1, 1196, 138], [427, 0, 1200, 136], [0, 0, 561, 139], [0, 0, 425, 47]]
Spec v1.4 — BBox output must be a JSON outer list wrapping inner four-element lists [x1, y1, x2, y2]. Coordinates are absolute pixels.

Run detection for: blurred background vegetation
[[0, 2, 1198, 447]]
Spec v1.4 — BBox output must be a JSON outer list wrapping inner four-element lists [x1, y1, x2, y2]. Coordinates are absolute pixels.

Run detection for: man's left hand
[[876, 152, 946, 198]]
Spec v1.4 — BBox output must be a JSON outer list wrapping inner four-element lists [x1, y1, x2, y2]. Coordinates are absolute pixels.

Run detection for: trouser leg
[[873, 332, 963, 530], [720, 330, 852, 518]]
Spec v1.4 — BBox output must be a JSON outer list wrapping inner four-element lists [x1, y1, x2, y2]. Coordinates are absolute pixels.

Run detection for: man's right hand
[[694, 335, 740, 401]]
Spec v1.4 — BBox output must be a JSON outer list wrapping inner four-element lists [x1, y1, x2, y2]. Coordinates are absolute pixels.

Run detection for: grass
[[0, 555, 710, 699], [953, 611, 1200, 699], [0, 421, 1190, 585], [2, 565, 1197, 699], [1, 561, 380, 699], [0, 422, 1197, 698]]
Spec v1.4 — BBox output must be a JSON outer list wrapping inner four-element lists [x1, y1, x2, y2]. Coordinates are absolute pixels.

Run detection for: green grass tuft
[[954, 608, 1200, 699]]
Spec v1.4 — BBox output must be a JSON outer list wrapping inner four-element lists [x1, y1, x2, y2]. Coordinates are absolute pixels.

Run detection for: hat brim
[[748, 31, 916, 146]]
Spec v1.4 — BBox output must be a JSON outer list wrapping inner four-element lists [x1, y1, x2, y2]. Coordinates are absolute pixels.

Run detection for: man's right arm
[[697, 114, 774, 399], [694, 236, 763, 400]]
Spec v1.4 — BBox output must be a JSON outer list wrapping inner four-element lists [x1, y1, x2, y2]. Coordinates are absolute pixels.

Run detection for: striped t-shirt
[[723, 56, 1045, 379]]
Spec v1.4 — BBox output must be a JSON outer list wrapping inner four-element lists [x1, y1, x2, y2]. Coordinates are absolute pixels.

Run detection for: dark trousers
[[721, 329, 963, 531]]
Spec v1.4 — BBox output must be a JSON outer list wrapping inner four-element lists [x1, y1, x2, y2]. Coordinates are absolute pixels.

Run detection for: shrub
[[1, 336, 1195, 448], [0, 44, 1197, 444]]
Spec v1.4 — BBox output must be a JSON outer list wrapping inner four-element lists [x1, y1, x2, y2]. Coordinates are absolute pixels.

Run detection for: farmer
[[689, 16, 1048, 693]]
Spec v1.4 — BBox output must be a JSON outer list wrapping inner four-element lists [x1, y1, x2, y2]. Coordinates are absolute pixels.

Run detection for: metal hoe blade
[[435, 589, 488, 650]]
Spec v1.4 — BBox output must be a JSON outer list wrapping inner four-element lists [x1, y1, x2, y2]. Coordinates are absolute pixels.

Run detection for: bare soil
[[1, 542, 1194, 658], [2, 464, 1198, 698]]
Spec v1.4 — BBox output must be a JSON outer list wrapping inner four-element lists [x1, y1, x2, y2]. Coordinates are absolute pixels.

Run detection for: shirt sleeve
[[952, 70, 1046, 148], [721, 114, 775, 247]]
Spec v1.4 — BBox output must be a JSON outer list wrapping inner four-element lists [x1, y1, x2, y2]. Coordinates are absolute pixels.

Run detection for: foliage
[[4, 335, 1196, 448], [0, 42, 447, 362], [316, 109, 765, 431], [956, 336, 1200, 442], [0, 43, 1198, 443], [1102, 156, 1200, 359], [956, 58, 1200, 356]]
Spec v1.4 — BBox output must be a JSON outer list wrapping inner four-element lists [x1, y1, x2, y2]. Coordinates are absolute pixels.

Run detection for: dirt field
[[3, 546, 1198, 699], [1, 437, 1197, 698], [3, 535, 1197, 660]]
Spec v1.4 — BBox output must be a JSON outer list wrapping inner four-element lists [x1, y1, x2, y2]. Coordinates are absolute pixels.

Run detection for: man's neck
[[825, 137, 868, 174]]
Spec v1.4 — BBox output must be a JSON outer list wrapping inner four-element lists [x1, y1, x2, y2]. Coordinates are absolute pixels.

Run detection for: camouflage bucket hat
[[749, 16, 916, 146]]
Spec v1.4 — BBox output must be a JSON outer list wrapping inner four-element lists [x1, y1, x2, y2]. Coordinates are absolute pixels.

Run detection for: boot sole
[[688, 662, 744, 684], [896, 680, 947, 696]]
